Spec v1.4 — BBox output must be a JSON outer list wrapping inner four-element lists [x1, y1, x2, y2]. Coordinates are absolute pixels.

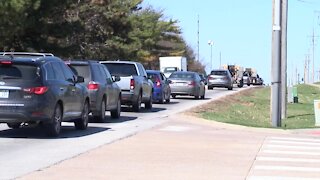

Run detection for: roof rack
[[0, 52, 54, 57]]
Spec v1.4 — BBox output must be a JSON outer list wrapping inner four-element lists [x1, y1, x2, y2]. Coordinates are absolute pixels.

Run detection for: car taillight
[[208, 76, 214, 80], [0, 60, 12, 65], [130, 79, 135, 90], [155, 77, 161, 87], [23, 86, 49, 95], [188, 81, 196, 86], [87, 81, 99, 90]]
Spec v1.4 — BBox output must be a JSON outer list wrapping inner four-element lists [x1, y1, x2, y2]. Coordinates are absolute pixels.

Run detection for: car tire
[[208, 86, 213, 90], [111, 98, 121, 119], [46, 104, 62, 137], [201, 89, 205, 99], [165, 95, 170, 103], [159, 93, 165, 104], [171, 94, 176, 99], [7, 122, 21, 129], [75, 101, 89, 130], [133, 92, 142, 112], [95, 98, 106, 122], [228, 86, 233, 90], [145, 92, 153, 109]]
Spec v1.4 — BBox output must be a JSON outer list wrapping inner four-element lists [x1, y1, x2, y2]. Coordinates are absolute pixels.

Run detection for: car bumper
[[0, 104, 52, 123], [170, 86, 196, 96]]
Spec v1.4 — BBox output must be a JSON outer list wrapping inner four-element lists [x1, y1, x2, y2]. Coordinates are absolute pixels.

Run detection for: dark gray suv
[[0, 54, 90, 136], [66, 60, 121, 122]]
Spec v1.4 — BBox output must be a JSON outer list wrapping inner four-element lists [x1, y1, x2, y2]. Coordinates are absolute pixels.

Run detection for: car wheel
[[208, 86, 213, 90], [228, 86, 233, 90], [133, 92, 142, 112], [7, 122, 21, 129], [201, 89, 205, 99], [46, 104, 62, 137], [165, 95, 171, 103], [95, 98, 106, 122], [159, 93, 165, 104], [145, 92, 153, 109], [171, 94, 176, 99], [194, 95, 199, 99], [75, 100, 89, 130], [111, 98, 121, 119]]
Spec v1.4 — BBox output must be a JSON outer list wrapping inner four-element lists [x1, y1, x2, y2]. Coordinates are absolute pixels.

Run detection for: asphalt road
[[0, 86, 246, 180]]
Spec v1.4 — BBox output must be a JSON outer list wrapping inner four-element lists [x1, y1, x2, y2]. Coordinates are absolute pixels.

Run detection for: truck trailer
[[159, 56, 187, 78]]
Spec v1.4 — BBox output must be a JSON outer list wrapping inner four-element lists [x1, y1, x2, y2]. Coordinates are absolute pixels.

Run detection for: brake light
[[0, 60, 12, 65], [188, 81, 196, 86], [87, 81, 99, 90], [23, 86, 49, 95], [130, 79, 135, 90], [155, 77, 161, 87]]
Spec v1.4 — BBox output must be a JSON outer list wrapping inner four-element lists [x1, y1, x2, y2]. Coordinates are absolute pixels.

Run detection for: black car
[[66, 60, 122, 121], [0, 54, 90, 136]]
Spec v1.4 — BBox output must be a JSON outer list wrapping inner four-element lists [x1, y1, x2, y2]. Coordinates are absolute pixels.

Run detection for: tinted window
[[92, 64, 105, 82], [211, 71, 228, 76], [100, 65, 113, 83], [43, 63, 55, 80], [147, 73, 159, 83], [169, 73, 194, 79], [59, 63, 74, 81], [68, 64, 90, 83], [103, 63, 138, 76], [51, 62, 66, 80], [0, 63, 39, 81]]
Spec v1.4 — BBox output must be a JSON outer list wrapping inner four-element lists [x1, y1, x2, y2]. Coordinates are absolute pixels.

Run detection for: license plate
[[0, 90, 9, 98]]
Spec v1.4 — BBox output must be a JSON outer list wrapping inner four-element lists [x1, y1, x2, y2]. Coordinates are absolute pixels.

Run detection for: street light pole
[[208, 40, 214, 70]]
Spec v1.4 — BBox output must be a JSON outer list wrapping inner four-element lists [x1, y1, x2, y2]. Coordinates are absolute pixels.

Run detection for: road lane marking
[[268, 140, 320, 146], [256, 157, 320, 163], [254, 165, 320, 172], [159, 126, 191, 132], [269, 137, 320, 143], [265, 144, 320, 150], [262, 150, 320, 156], [248, 176, 319, 180]]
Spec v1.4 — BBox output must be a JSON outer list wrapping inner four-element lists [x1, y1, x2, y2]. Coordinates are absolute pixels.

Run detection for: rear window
[[169, 73, 194, 79], [164, 67, 178, 73], [103, 63, 138, 76], [0, 63, 39, 81], [211, 71, 227, 76], [147, 73, 159, 83]]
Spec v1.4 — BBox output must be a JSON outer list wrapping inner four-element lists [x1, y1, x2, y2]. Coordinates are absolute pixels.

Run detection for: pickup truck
[[100, 61, 153, 112]]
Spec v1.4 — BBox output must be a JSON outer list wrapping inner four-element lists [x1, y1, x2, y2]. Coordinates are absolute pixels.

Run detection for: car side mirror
[[112, 75, 121, 82], [77, 76, 85, 83]]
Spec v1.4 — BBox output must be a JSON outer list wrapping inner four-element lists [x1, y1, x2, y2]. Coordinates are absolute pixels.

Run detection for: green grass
[[193, 84, 320, 129]]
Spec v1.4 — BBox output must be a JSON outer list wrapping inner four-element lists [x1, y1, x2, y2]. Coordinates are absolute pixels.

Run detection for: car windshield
[[211, 71, 227, 76], [103, 63, 138, 76], [164, 67, 178, 73], [169, 73, 194, 79], [0, 63, 39, 81]]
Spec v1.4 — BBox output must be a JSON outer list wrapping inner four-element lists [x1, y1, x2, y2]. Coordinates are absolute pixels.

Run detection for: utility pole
[[197, 14, 200, 62], [271, 0, 282, 127], [281, 0, 288, 119]]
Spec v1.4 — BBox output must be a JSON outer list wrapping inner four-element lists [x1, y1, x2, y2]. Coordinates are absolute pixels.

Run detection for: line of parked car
[[0, 52, 207, 137]]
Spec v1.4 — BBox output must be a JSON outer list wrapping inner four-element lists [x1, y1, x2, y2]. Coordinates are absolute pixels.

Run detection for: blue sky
[[142, 0, 320, 84]]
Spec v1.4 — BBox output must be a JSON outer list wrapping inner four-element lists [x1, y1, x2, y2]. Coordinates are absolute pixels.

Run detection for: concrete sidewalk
[[19, 114, 318, 180]]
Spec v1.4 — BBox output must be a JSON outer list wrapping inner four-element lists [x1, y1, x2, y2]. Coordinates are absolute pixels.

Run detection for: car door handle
[[60, 88, 64, 91]]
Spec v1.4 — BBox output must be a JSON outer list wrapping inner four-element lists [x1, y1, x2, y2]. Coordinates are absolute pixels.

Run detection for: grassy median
[[189, 84, 320, 129]]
